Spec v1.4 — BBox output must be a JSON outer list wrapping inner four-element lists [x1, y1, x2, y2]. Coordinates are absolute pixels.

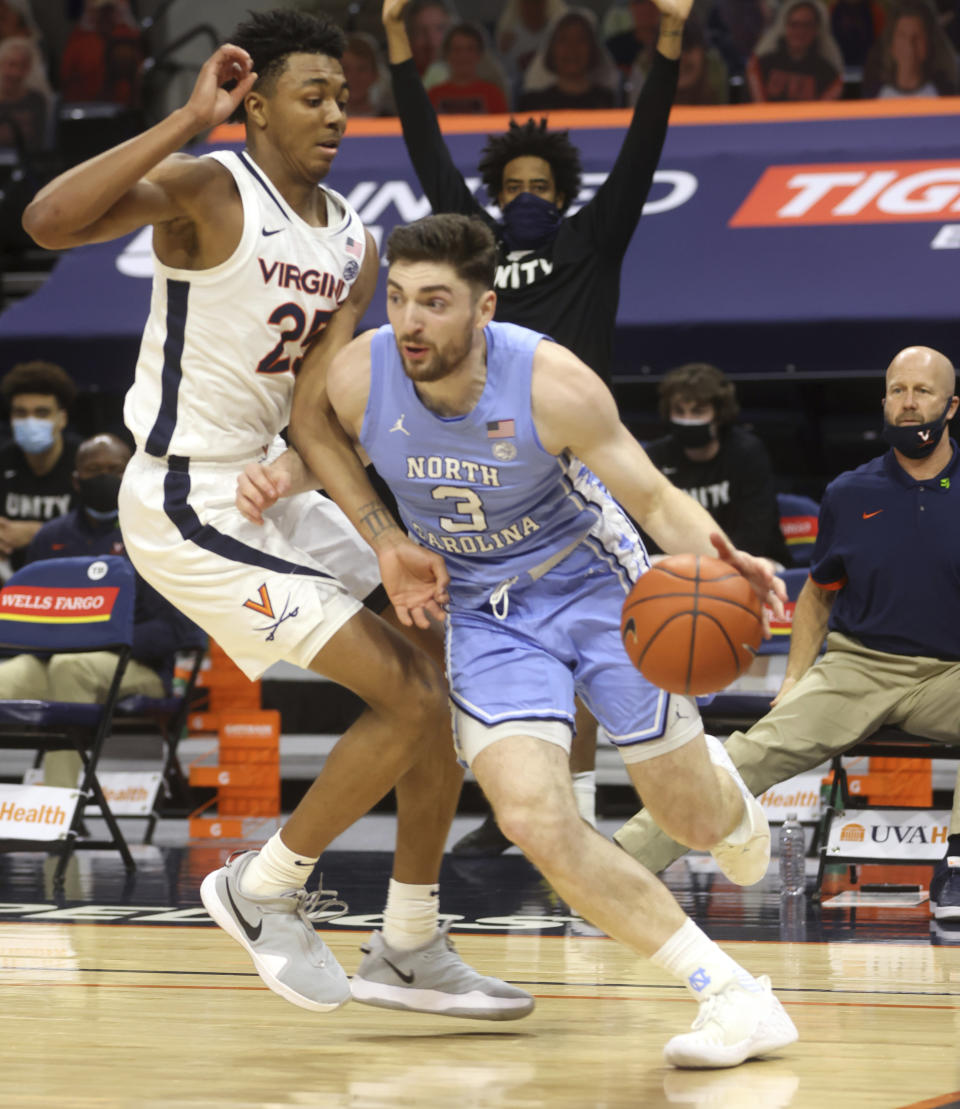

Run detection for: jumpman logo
[[389, 414, 411, 436]]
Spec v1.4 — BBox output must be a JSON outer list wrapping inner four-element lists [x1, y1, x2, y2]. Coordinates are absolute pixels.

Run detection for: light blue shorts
[[445, 545, 702, 760]]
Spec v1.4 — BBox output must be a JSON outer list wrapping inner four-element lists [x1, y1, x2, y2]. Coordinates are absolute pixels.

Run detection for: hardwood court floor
[[0, 834, 958, 1109]]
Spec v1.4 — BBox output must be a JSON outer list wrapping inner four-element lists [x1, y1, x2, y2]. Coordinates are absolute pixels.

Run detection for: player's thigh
[[890, 657, 960, 743], [307, 603, 444, 718]]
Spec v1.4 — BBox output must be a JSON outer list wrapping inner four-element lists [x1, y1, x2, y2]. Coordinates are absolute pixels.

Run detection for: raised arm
[[569, 2, 686, 256], [532, 341, 785, 613], [22, 45, 256, 250], [382, 0, 496, 223]]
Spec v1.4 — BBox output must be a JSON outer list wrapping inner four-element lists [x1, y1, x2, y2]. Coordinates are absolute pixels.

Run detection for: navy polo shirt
[[809, 442, 960, 659]]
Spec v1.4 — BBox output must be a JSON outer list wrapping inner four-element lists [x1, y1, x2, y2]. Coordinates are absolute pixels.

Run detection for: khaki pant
[[0, 652, 164, 788], [615, 633, 960, 872]]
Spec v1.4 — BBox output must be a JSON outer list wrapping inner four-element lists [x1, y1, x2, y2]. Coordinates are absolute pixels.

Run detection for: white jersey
[[124, 149, 367, 461]]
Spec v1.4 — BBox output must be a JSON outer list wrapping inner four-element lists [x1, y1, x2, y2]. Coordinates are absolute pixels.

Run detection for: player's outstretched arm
[[23, 44, 256, 250], [531, 342, 785, 618]]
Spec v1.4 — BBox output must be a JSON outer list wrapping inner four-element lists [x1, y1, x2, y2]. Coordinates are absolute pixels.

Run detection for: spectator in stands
[[428, 23, 509, 114], [341, 33, 394, 117], [0, 36, 52, 152], [59, 0, 144, 107], [642, 363, 791, 564], [0, 361, 80, 573], [630, 15, 728, 104], [708, 0, 773, 73], [605, 0, 662, 75], [747, 0, 844, 102], [406, 0, 451, 80], [616, 345, 960, 924], [0, 0, 35, 44], [863, 0, 958, 97], [519, 8, 621, 109], [0, 432, 200, 788], [830, 0, 886, 69], [497, 0, 568, 78]]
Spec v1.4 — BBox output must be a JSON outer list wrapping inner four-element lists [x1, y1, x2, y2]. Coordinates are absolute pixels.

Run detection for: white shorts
[[119, 449, 381, 680]]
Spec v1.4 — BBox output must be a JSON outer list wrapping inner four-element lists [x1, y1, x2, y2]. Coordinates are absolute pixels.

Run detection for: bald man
[[0, 432, 198, 786], [616, 346, 960, 923]]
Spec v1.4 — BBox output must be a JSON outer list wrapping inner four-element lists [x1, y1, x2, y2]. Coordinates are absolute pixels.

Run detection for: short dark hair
[[477, 118, 582, 213], [1, 361, 76, 411], [443, 23, 485, 56], [386, 214, 497, 293], [658, 363, 739, 426], [228, 9, 346, 123]]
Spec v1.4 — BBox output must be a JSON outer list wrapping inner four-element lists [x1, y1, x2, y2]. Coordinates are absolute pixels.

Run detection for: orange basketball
[[620, 554, 763, 695]]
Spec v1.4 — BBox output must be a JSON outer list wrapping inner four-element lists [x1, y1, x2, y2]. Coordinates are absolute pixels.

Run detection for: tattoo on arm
[[358, 500, 398, 541]]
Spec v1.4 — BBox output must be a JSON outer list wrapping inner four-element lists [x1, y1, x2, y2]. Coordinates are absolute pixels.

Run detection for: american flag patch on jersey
[[346, 236, 362, 258], [487, 419, 515, 438]]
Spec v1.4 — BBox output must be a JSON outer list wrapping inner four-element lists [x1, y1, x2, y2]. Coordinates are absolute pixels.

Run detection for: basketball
[[620, 554, 763, 695]]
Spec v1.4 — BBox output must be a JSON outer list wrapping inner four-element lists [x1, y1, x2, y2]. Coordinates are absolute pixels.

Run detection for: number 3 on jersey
[[257, 304, 332, 376], [433, 485, 487, 532]]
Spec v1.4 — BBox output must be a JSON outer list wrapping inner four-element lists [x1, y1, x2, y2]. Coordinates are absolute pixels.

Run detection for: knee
[[678, 809, 735, 852], [47, 654, 101, 703], [495, 799, 579, 864], [381, 647, 447, 732]]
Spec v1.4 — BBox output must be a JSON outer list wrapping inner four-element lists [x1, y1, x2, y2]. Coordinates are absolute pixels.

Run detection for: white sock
[[650, 918, 760, 999], [382, 878, 440, 952], [239, 831, 318, 897], [572, 770, 597, 828]]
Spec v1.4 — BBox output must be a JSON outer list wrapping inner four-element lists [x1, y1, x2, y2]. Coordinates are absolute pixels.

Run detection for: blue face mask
[[11, 417, 56, 455], [881, 397, 953, 459], [500, 192, 562, 251]]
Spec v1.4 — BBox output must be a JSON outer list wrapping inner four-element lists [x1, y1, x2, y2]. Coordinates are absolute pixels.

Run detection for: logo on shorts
[[243, 583, 300, 642]]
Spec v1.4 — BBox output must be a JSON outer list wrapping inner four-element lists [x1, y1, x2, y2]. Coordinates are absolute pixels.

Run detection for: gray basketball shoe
[[351, 924, 535, 1020], [200, 850, 351, 1012]]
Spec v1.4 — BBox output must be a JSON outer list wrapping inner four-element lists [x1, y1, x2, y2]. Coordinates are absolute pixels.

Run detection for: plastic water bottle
[[779, 813, 806, 896]]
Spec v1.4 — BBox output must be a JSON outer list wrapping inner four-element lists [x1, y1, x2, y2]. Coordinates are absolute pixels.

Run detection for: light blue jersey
[[359, 320, 698, 755], [362, 321, 646, 609]]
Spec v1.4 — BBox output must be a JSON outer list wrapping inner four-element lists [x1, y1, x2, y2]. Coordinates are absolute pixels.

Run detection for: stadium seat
[[0, 555, 136, 888], [777, 492, 820, 566]]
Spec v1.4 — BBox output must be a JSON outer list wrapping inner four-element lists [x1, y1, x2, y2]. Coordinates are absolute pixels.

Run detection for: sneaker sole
[[350, 976, 534, 1020], [931, 902, 960, 921], [664, 999, 799, 1069], [200, 871, 349, 1014]]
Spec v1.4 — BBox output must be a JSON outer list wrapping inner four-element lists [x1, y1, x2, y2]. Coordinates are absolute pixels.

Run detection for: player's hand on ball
[[378, 538, 450, 629], [709, 532, 786, 633], [236, 461, 289, 525]]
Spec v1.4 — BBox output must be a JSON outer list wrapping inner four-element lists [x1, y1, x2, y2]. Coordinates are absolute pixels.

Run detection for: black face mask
[[881, 397, 953, 459], [77, 473, 122, 519], [500, 192, 562, 251], [669, 418, 716, 449]]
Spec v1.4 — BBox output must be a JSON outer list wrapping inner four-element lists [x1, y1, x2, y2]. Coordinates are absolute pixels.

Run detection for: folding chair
[[777, 493, 820, 567], [111, 628, 208, 840], [0, 555, 136, 888]]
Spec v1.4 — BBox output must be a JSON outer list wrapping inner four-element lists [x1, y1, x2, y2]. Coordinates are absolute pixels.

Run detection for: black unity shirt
[[390, 52, 679, 383], [0, 433, 80, 569], [643, 425, 791, 564]]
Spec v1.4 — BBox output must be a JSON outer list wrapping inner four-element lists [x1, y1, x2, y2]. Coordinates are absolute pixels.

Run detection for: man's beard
[[399, 330, 473, 383]]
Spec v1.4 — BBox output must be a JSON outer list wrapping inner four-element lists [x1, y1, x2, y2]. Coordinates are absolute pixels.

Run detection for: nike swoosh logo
[[862, 510, 883, 519], [383, 957, 414, 984], [293, 860, 313, 867], [262, 228, 283, 237], [225, 881, 262, 942]]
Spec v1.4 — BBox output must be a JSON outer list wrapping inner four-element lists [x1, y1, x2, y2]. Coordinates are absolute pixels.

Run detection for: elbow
[[21, 196, 72, 251]]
